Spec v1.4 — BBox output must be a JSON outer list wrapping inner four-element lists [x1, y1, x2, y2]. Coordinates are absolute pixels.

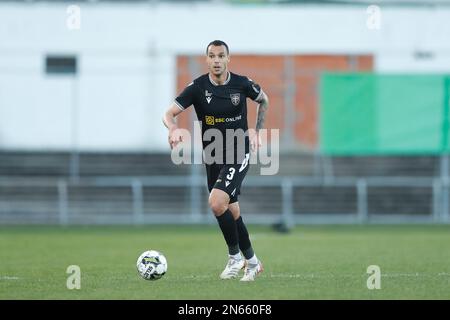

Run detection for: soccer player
[[162, 40, 269, 281]]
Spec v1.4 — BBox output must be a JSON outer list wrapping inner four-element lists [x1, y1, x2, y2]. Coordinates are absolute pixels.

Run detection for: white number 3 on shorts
[[226, 168, 236, 180]]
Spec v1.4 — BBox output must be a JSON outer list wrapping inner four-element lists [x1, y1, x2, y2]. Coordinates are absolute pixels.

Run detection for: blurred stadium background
[[1, 0, 450, 227]]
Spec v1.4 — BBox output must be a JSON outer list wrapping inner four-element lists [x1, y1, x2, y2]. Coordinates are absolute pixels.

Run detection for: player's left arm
[[255, 91, 269, 132], [252, 91, 269, 151], [244, 78, 269, 151]]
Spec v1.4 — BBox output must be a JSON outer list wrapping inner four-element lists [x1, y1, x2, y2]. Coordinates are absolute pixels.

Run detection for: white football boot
[[240, 261, 263, 282], [220, 257, 246, 279]]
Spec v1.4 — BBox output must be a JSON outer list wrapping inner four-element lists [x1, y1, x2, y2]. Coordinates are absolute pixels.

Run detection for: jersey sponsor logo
[[225, 181, 231, 187], [205, 116, 215, 125], [226, 115, 241, 122], [205, 115, 242, 125], [230, 93, 240, 106]]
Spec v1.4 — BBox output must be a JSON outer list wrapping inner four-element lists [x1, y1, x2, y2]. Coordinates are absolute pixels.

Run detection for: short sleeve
[[174, 82, 196, 110], [244, 77, 264, 103]]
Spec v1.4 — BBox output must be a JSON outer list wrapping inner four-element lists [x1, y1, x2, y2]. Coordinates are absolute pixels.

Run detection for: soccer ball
[[136, 250, 168, 281]]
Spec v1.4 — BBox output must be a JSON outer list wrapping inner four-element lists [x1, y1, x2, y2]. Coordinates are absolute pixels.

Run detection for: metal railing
[[0, 175, 448, 225]]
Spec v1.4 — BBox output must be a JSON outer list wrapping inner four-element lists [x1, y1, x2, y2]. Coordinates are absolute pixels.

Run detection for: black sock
[[236, 216, 254, 260], [216, 209, 240, 255]]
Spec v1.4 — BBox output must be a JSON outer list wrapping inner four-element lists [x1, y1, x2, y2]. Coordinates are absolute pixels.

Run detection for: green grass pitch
[[0, 224, 449, 299]]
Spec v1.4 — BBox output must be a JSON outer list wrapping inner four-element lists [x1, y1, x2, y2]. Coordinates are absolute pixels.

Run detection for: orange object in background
[[176, 54, 373, 151]]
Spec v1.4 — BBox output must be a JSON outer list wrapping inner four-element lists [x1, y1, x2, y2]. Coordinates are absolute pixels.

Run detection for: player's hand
[[168, 128, 183, 150], [249, 130, 262, 153]]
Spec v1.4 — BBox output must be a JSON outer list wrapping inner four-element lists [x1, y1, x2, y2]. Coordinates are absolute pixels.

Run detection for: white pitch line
[[171, 273, 450, 280], [184, 275, 212, 279], [0, 276, 20, 280], [269, 273, 450, 279]]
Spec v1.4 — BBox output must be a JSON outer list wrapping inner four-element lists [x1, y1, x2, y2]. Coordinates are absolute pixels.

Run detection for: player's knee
[[209, 198, 228, 216]]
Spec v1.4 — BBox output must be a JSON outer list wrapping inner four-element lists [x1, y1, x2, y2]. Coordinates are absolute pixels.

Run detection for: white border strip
[[174, 100, 185, 110]]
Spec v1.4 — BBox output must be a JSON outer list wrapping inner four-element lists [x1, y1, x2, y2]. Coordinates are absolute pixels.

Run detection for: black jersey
[[174, 72, 264, 163]]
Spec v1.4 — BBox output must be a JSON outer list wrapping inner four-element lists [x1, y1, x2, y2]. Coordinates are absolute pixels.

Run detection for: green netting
[[320, 73, 449, 155]]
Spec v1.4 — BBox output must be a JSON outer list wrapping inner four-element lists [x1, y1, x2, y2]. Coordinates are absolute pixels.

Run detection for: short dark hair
[[206, 40, 229, 55]]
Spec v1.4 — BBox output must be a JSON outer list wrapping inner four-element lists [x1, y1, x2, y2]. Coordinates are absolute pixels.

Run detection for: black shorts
[[205, 153, 250, 204]]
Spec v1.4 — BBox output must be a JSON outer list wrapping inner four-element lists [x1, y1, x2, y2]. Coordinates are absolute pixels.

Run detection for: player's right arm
[[162, 81, 196, 149], [162, 103, 184, 150]]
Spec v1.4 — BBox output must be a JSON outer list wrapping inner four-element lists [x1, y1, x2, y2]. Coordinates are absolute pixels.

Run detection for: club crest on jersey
[[230, 93, 240, 106]]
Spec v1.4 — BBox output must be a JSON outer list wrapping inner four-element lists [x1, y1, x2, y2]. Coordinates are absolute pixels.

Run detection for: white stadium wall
[[0, 3, 449, 151]]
